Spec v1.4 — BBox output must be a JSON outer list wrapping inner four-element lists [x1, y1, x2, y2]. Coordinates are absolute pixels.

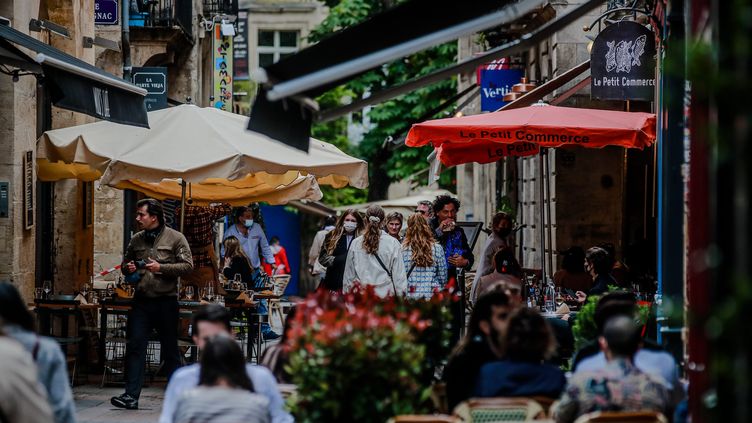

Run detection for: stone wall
[[0, 1, 41, 300]]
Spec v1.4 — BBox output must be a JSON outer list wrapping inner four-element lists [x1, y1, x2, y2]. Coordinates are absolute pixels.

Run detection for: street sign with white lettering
[[95, 0, 119, 25], [132, 67, 168, 111]]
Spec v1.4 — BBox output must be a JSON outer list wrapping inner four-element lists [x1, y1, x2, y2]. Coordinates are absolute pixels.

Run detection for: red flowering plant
[[284, 283, 456, 422]]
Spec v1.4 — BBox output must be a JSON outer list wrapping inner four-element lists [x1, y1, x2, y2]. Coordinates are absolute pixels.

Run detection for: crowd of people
[[0, 193, 680, 422]]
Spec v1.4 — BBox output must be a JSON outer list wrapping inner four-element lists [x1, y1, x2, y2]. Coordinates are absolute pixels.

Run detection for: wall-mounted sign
[[478, 58, 524, 112], [233, 10, 249, 81], [591, 21, 656, 101], [132, 67, 168, 111], [24, 151, 33, 229], [95, 0, 119, 25], [213, 26, 233, 111]]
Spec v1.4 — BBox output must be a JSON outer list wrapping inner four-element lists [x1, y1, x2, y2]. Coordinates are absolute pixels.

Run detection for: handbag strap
[[373, 254, 398, 295], [406, 263, 417, 279]]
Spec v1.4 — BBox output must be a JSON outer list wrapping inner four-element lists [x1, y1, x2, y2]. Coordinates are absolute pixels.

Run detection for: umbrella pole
[[544, 149, 555, 278], [180, 179, 186, 233], [538, 149, 547, 283]]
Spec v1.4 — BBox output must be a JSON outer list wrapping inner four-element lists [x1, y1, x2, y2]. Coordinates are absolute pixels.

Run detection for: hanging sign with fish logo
[[591, 21, 656, 101]]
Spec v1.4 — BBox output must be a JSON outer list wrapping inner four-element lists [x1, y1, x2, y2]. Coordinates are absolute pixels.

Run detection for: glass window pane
[[258, 30, 274, 47], [259, 53, 275, 67], [279, 31, 298, 48], [279, 52, 295, 61]]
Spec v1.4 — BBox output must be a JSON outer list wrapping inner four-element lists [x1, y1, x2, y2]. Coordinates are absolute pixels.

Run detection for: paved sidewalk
[[75, 385, 165, 423]]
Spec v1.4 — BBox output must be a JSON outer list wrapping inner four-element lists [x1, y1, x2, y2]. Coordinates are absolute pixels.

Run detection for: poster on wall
[[213, 26, 233, 111], [590, 21, 657, 101], [478, 58, 524, 112], [233, 10, 249, 81], [23, 151, 33, 229]]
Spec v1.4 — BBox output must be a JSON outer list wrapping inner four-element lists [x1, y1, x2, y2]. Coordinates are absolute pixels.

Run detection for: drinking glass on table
[[184, 286, 194, 301], [205, 286, 215, 302], [233, 274, 242, 289], [34, 287, 43, 300], [42, 280, 52, 299]]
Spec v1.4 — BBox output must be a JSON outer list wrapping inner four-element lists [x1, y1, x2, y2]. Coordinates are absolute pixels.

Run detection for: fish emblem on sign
[[605, 35, 646, 73]]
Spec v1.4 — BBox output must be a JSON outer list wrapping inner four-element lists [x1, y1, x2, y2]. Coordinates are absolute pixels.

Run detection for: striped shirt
[[401, 242, 448, 299], [173, 386, 271, 423]]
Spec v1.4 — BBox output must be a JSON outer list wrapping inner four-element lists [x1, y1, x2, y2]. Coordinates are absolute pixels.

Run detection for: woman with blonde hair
[[318, 210, 365, 293], [402, 213, 447, 299], [221, 236, 254, 287], [343, 205, 407, 297]]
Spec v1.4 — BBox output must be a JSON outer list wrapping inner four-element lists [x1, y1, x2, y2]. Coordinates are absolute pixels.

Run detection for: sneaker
[[262, 331, 281, 341], [111, 393, 138, 410]]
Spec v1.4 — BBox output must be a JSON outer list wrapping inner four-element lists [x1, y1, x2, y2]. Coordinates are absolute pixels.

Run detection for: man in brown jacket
[[112, 198, 193, 410]]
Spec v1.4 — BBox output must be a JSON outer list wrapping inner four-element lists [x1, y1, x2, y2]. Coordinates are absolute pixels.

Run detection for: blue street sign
[[95, 0, 119, 25]]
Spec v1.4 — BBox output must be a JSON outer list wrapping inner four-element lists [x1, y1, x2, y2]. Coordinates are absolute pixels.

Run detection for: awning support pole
[[538, 149, 547, 282]]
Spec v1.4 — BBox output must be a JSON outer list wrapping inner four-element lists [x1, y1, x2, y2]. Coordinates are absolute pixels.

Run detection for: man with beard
[[472, 212, 514, 292], [443, 290, 512, 411], [111, 198, 193, 410]]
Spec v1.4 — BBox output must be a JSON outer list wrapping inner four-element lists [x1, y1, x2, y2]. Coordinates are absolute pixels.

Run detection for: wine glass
[[205, 286, 215, 302], [185, 286, 194, 301], [233, 274, 242, 290], [42, 280, 52, 299]]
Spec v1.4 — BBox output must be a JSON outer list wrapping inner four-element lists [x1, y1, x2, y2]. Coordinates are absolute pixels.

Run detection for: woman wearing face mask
[[318, 210, 365, 293], [262, 236, 290, 276]]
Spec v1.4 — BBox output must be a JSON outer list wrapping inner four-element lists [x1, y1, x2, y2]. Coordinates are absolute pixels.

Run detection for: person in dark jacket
[[430, 195, 474, 279], [318, 209, 365, 293], [221, 236, 254, 286], [475, 307, 566, 399], [112, 198, 193, 410], [443, 291, 511, 411]]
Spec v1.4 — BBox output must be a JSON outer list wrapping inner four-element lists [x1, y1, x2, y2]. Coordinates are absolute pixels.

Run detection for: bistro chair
[[269, 275, 291, 327], [388, 414, 460, 423], [573, 411, 668, 423], [453, 397, 546, 422]]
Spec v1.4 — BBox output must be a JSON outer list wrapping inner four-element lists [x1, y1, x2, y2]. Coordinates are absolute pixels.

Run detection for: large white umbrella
[[36, 104, 369, 193]]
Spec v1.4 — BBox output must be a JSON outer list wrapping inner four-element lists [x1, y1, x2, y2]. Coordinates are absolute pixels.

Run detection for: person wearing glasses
[[415, 200, 433, 222]]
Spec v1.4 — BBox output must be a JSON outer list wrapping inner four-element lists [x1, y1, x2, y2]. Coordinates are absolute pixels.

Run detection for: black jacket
[[318, 232, 353, 291]]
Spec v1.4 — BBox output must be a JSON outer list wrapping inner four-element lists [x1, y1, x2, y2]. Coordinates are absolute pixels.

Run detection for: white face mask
[[343, 221, 357, 233], [244, 219, 254, 228], [270, 245, 281, 254]]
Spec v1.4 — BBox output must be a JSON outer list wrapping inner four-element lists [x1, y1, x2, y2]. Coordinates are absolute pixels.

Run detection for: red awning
[[405, 104, 656, 167]]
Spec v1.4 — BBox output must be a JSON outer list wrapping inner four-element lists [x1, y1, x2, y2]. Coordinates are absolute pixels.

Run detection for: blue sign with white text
[[479, 68, 524, 112], [95, 0, 119, 25]]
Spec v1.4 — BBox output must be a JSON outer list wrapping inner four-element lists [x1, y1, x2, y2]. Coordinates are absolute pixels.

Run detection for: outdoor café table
[[33, 298, 92, 353], [224, 298, 262, 362]]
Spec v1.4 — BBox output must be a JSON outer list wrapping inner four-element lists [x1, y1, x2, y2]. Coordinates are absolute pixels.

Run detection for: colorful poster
[[213, 26, 233, 110]]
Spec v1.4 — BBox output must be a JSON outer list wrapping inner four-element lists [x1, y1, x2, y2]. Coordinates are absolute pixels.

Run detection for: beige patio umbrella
[[36, 104, 369, 191]]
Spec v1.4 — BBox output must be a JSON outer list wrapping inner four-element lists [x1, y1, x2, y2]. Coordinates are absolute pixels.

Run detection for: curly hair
[[362, 205, 385, 255], [402, 213, 435, 267], [432, 195, 461, 214], [326, 210, 364, 256]]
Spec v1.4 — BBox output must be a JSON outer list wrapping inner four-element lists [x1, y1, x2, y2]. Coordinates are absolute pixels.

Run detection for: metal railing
[[130, 0, 193, 39], [203, 0, 239, 17]]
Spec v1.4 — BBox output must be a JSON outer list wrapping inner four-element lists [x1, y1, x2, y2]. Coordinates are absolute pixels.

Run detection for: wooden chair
[[454, 398, 546, 422], [388, 415, 459, 423], [573, 411, 669, 423], [269, 275, 291, 327]]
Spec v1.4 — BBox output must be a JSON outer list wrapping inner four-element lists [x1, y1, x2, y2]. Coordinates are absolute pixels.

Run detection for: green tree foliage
[[309, 0, 458, 202]]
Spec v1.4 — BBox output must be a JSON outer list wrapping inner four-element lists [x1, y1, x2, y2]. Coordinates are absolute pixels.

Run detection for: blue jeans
[[257, 299, 272, 335]]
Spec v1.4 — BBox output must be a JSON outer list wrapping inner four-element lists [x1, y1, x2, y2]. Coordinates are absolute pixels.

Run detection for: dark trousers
[[124, 296, 180, 399]]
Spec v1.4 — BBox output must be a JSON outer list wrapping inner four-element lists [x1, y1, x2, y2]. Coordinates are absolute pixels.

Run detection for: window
[[257, 30, 299, 66]]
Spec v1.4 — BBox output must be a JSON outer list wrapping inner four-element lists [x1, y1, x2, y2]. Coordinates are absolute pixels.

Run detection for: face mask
[[270, 245, 281, 254], [343, 222, 357, 233], [244, 219, 254, 228]]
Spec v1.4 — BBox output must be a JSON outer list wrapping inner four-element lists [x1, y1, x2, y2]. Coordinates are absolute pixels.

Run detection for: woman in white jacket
[[343, 205, 407, 297]]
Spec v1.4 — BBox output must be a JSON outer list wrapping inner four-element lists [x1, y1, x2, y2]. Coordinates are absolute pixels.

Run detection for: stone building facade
[[455, 1, 654, 275]]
